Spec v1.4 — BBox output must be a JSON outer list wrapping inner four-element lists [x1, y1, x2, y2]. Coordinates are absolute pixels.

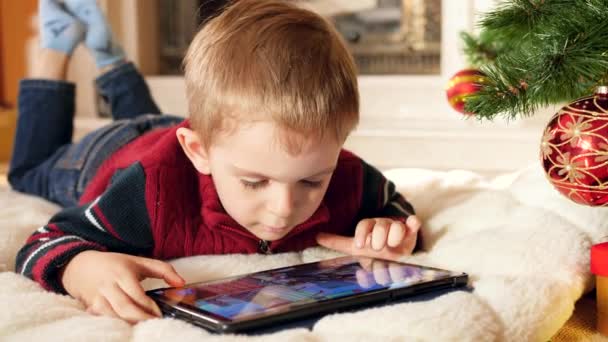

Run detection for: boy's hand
[[315, 216, 421, 261], [61, 250, 185, 324]]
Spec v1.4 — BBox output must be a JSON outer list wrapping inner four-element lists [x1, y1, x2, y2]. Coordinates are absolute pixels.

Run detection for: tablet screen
[[149, 256, 458, 323]]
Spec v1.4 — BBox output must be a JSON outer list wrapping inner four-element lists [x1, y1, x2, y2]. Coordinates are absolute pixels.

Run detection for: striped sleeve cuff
[[383, 182, 415, 217], [18, 235, 106, 294]]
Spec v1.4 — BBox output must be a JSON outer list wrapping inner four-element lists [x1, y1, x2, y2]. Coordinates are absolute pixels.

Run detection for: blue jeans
[[8, 62, 183, 207]]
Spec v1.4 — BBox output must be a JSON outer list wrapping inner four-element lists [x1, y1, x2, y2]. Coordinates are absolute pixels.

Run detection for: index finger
[[135, 257, 186, 287]]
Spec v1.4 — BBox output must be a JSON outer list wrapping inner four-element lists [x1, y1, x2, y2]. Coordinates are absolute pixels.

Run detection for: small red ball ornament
[[541, 86, 608, 206], [445, 69, 487, 114]]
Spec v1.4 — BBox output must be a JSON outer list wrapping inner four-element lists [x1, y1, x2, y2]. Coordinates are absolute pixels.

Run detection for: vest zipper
[[218, 224, 274, 254], [258, 240, 272, 254]]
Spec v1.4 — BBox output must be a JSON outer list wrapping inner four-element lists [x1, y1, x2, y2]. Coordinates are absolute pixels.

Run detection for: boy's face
[[190, 121, 342, 241]]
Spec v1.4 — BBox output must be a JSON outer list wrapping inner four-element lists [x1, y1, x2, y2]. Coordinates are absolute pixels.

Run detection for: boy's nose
[[268, 185, 295, 219]]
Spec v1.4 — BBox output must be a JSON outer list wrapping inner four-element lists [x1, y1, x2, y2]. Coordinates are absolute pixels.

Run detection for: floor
[[553, 292, 607, 341]]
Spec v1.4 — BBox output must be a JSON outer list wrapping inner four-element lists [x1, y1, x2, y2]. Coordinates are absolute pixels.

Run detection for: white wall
[[145, 0, 558, 175], [58, 0, 559, 175], [145, 76, 558, 175], [341, 0, 557, 173]]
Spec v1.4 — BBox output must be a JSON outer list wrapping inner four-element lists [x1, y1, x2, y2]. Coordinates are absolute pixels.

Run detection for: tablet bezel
[[147, 257, 468, 333]]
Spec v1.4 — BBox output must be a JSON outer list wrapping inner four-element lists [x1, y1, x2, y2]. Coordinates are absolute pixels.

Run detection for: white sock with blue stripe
[[63, 0, 125, 68], [39, 0, 84, 54]]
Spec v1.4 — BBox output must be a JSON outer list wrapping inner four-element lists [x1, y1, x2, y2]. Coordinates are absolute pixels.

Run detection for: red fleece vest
[[80, 121, 364, 259]]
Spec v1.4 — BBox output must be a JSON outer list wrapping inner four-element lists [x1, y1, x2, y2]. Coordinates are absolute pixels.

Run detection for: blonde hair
[[183, 0, 359, 152]]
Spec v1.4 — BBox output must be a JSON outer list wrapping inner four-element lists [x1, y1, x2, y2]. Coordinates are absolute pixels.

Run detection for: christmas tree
[[462, 0, 608, 120]]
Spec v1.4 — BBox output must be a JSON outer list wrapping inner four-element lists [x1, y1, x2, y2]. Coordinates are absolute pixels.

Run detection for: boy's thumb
[[316, 232, 352, 254]]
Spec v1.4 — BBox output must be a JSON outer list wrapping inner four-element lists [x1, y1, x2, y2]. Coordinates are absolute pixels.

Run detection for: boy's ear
[[176, 127, 211, 174]]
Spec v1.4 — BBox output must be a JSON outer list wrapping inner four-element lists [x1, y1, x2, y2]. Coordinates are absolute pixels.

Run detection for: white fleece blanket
[[0, 165, 605, 341]]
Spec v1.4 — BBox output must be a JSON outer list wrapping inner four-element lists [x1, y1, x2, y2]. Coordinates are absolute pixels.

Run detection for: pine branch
[[460, 31, 499, 67], [462, 0, 608, 120], [479, 0, 559, 41], [526, 17, 608, 103], [465, 56, 533, 120]]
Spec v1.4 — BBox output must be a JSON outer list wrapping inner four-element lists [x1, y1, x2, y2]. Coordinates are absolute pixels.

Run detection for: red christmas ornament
[[445, 69, 487, 114], [541, 86, 608, 206]]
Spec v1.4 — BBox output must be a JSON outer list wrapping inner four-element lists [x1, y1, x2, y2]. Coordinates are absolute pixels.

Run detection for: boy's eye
[[241, 179, 268, 190], [240, 179, 323, 190], [300, 180, 323, 188]]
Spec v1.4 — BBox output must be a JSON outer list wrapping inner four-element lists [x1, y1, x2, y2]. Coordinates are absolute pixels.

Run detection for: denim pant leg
[[8, 80, 75, 203], [57, 114, 184, 203], [96, 62, 162, 120]]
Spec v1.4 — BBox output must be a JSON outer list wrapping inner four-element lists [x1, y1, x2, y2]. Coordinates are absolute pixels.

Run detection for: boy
[[12, 0, 421, 324]]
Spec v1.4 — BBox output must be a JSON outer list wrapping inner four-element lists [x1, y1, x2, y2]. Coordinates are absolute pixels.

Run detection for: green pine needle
[[462, 0, 608, 120]]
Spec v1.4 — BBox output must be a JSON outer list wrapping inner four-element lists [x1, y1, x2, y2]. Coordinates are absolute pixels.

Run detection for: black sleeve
[[14, 162, 154, 293]]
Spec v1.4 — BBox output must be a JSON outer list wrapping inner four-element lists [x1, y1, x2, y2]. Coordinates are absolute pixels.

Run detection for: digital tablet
[[147, 256, 468, 333]]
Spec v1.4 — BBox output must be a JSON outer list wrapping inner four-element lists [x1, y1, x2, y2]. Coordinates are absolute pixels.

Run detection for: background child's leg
[[39, 0, 84, 55], [8, 1, 84, 205], [95, 62, 162, 120], [8, 51, 76, 202], [64, 0, 161, 120], [64, 0, 124, 68]]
